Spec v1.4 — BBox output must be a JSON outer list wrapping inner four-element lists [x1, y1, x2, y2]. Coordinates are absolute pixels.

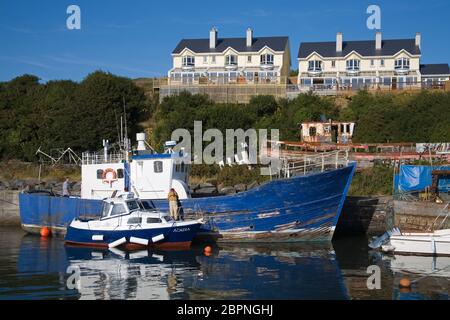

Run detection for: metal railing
[[290, 81, 446, 93], [167, 76, 289, 86], [82, 152, 126, 165], [160, 84, 288, 103], [280, 150, 350, 178]]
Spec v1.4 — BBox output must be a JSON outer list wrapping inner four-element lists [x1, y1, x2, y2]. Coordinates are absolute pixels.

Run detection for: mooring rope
[[0, 198, 19, 206]]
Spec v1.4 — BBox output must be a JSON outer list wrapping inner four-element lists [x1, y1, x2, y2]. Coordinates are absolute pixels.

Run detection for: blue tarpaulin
[[397, 165, 450, 193]]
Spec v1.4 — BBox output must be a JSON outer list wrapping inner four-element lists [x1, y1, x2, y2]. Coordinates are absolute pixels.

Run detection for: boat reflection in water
[[17, 233, 349, 300], [14, 232, 450, 300], [374, 252, 450, 300], [64, 246, 202, 300], [184, 243, 349, 300], [64, 243, 349, 300]]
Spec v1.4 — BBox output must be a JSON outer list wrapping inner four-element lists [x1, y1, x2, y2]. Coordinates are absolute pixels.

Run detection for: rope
[[0, 198, 19, 206], [427, 202, 450, 232], [410, 263, 450, 285]]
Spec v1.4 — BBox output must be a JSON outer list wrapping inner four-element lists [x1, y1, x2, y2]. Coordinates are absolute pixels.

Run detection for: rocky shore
[[0, 178, 262, 198], [0, 178, 81, 196], [189, 181, 260, 197]]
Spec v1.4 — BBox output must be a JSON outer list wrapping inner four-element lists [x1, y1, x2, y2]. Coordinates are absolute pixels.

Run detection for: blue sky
[[1, 0, 449, 82]]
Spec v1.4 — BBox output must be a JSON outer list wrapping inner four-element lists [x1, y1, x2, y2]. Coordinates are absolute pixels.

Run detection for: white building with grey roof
[[297, 32, 449, 92], [168, 27, 291, 85]]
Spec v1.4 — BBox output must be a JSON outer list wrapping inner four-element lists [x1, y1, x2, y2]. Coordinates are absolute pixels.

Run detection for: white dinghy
[[370, 202, 450, 256], [382, 229, 450, 256]]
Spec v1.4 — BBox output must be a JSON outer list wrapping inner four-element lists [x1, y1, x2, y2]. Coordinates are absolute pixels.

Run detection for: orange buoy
[[399, 278, 411, 288], [204, 246, 212, 255], [40, 227, 51, 237]]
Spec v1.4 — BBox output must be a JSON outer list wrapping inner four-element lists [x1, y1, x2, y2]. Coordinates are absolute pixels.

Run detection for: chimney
[[375, 32, 382, 50], [210, 27, 218, 49], [415, 32, 421, 49], [336, 32, 343, 52], [246, 27, 253, 47]]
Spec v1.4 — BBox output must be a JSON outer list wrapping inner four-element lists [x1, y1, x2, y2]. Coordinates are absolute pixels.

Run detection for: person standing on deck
[[62, 178, 70, 197], [167, 188, 179, 220]]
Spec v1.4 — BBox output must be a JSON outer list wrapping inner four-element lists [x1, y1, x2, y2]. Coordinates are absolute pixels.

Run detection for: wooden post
[[321, 154, 325, 172], [304, 155, 307, 175], [335, 152, 339, 169]]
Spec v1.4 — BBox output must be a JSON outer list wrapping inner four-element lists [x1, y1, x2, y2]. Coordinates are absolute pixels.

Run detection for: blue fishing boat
[[19, 133, 356, 242]]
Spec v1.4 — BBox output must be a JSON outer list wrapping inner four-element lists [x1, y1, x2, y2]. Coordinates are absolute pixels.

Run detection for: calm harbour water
[[0, 227, 449, 300]]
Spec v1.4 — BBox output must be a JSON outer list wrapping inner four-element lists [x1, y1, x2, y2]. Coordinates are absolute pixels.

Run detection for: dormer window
[[346, 59, 360, 74], [395, 58, 410, 74], [308, 60, 322, 75], [182, 56, 195, 69], [225, 55, 237, 65], [260, 54, 274, 68], [225, 54, 238, 70]]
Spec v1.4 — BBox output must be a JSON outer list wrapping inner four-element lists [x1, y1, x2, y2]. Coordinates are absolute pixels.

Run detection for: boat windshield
[[140, 200, 156, 211], [101, 202, 112, 218], [126, 200, 140, 212]]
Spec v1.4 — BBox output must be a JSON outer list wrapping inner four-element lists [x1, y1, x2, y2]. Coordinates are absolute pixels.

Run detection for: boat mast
[[123, 97, 129, 162]]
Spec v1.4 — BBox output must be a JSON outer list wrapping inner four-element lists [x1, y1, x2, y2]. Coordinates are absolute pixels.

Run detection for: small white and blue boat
[[65, 193, 203, 250]]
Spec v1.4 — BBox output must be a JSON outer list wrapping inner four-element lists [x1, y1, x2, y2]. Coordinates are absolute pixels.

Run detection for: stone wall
[[0, 190, 20, 226], [335, 196, 394, 237], [393, 200, 450, 232]]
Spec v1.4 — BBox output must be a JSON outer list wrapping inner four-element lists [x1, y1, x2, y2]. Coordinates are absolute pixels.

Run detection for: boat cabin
[[81, 133, 191, 200], [301, 120, 355, 144], [99, 193, 174, 224]]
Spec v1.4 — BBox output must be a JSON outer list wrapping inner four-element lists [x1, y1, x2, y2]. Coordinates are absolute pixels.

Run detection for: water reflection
[[0, 227, 448, 300], [374, 252, 450, 300], [64, 246, 201, 300], [62, 242, 348, 300]]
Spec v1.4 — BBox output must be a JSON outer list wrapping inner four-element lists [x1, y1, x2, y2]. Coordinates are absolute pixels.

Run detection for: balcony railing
[[307, 68, 322, 76], [394, 66, 410, 75], [225, 63, 238, 70], [346, 67, 360, 75], [169, 75, 287, 86], [290, 80, 445, 95], [260, 62, 274, 70], [182, 64, 195, 71]]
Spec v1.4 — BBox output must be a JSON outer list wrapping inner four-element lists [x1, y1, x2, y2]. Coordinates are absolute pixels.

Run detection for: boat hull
[[19, 163, 356, 242], [65, 223, 202, 250], [389, 233, 450, 256]]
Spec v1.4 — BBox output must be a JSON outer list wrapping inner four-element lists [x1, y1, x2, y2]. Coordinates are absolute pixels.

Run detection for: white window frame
[[225, 54, 238, 66], [395, 58, 410, 70], [260, 54, 274, 65], [182, 56, 195, 67], [308, 60, 322, 71], [346, 59, 360, 71]]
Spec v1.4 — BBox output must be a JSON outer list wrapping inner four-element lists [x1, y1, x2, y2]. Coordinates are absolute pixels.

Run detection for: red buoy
[[204, 246, 212, 255], [399, 278, 411, 288], [40, 227, 51, 237]]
